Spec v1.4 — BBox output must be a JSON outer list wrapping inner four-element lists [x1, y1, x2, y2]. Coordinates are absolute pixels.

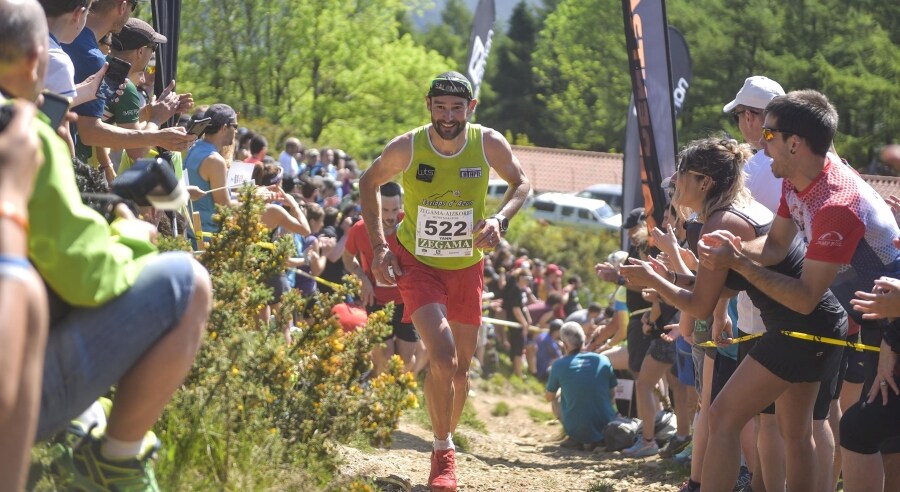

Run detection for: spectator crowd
[[2, 1, 900, 491]]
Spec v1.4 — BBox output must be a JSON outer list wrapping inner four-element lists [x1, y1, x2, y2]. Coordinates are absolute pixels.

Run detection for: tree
[[532, 0, 631, 151], [412, 0, 473, 71], [668, 0, 900, 167], [478, 1, 553, 146], [178, 0, 452, 158]]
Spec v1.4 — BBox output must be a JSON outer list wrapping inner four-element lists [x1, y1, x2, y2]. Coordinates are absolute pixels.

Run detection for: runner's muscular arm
[[359, 133, 412, 286], [475, 129, 531, 248]]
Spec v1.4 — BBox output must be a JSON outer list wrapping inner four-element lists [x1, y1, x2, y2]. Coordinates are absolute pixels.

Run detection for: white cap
[[723, 76, 785, 113]]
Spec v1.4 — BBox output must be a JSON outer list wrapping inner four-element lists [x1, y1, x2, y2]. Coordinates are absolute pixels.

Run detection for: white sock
[[101, 435, 144, 460], [433, 434, 455, 451]]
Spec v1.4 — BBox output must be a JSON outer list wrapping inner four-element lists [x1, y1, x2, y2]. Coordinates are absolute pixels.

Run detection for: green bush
[[504, 207, 621, 305], [150, 188, 418, 489]]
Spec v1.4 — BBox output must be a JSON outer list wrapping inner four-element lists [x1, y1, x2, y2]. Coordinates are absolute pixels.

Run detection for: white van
[[530, 193, 622, 231], [574, 183, 623, 213], [486, 178, 534, 204]]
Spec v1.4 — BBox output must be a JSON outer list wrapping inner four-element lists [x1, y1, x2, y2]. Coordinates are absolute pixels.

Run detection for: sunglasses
[[128, 0, 140, 14], [732, 108, 761, 124], [145, 43, 159, 52], [762, 127, 791, 142], [676, 162, 709, 178]]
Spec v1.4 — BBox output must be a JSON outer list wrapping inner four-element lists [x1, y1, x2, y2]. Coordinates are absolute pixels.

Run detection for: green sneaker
[[54, 429, 161, 492]]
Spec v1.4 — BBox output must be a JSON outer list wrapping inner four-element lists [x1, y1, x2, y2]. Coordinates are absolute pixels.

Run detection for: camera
[[111, 157, 187, 210]]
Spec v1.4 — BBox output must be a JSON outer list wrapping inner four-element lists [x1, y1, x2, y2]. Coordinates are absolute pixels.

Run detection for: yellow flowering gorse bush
[[155, 187, 418, 490]]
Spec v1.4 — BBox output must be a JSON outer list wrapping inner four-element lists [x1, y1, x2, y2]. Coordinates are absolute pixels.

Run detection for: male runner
[[359, 71, 530, 491]]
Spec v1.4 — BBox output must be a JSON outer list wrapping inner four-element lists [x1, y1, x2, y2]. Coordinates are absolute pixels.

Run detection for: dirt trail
[[339, 389, 686, 491]]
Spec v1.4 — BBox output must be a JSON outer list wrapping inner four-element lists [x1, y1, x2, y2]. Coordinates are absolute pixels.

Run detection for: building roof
[[495, 145, 900, 201], [861, 174, 900, 201], [494, 145, 624, 193]]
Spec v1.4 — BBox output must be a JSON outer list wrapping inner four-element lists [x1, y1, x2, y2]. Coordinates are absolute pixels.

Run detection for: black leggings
[[841, 390, 900, 454]]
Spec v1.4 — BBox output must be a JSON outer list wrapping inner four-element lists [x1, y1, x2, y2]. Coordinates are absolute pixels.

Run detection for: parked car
[[486, 178, 534, 205], [530, 192, 621, 231], [574, 184, 623, 213]]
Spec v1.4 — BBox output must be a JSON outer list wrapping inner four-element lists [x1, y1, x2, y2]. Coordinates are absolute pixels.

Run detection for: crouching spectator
[[545, 322, 618, 450], [0, 3, 212, 489]]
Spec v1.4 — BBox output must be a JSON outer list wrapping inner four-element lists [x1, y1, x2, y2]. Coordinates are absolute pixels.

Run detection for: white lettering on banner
[[415, 206, 474, 257], [673, 77, 690, 111], [467, 29, 494, 94]]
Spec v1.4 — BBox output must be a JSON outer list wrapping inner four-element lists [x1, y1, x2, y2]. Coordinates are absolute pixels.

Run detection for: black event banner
[[622, 24, 692, 243], [621, 0, 676, 233], [151, 0, 181, 107], [466, 0, 495, 99]]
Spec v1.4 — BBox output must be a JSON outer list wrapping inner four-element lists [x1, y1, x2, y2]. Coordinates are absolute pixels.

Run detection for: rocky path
[[339, 388, 686, 491]]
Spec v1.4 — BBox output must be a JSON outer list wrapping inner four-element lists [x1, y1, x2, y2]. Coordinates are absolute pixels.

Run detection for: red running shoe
[[428, 450, 437, 485], [429, 448, 457, 491]]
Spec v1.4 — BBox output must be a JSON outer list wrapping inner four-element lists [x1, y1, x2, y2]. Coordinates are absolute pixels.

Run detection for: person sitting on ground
[[0, 4, 212, 489], [545, 321, 618, 450]]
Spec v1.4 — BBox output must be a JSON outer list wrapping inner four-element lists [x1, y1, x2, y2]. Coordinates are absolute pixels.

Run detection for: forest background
[[176, 0, 899, 172]]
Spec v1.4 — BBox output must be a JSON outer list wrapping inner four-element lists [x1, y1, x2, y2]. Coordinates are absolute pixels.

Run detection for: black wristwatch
[[490, 214, 509, 232]]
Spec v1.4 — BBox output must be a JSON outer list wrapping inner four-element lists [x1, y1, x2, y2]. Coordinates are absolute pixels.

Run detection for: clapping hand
[[851, 277, 900, 320], [698, 230, 742, 271]]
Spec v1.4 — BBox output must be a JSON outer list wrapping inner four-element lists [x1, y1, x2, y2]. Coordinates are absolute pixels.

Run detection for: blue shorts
[[37, 252, 198, 440], [675, 337, 695, 387]]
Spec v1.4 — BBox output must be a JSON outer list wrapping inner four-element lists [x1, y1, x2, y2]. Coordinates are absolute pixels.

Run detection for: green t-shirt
[[396, 123, 490, 270], [29, 112, 156, 307], [74, 78, 141, 164]]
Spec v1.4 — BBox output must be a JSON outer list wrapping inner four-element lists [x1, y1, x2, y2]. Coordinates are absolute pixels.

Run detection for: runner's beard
[[432, 119, 464, 140]]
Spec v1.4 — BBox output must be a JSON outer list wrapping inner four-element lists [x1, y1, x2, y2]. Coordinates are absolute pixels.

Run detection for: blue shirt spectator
[[546, 322, 618, 445]]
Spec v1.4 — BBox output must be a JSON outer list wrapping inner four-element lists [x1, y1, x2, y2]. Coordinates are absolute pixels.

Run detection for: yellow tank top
[[397, 123, 490, 270]]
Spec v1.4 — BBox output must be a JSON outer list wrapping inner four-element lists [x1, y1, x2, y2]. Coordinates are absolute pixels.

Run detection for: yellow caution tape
[[291, 268, 343, 290], [696, 330, 879, 352], [781, 330, 880, 352], [696, 332, 763, 348]]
